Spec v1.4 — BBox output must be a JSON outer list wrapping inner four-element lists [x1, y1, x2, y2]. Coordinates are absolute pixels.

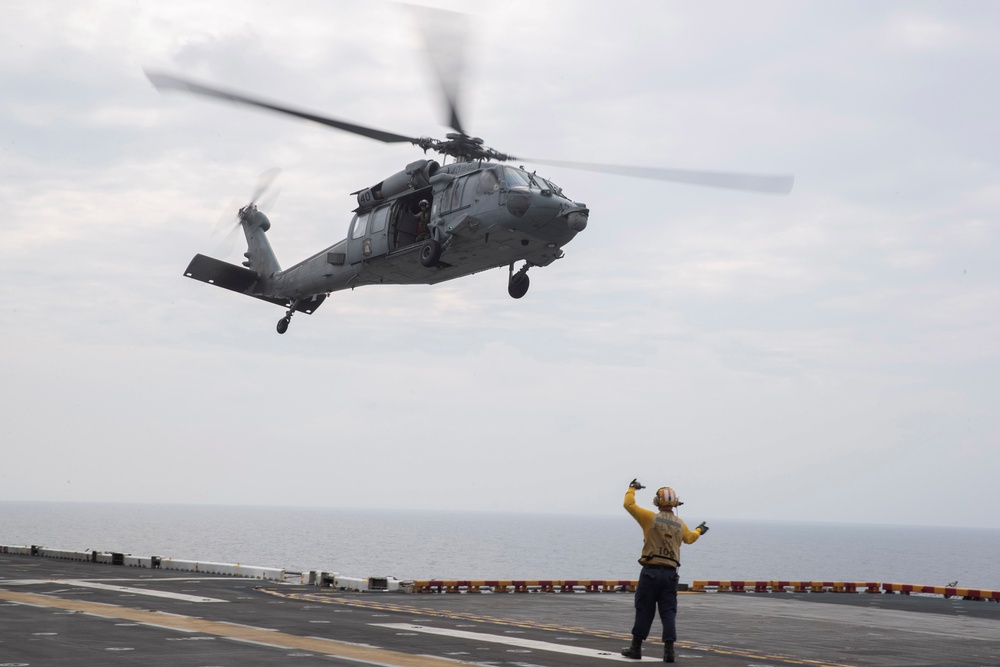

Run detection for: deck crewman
[[621, 479, 708, 662]]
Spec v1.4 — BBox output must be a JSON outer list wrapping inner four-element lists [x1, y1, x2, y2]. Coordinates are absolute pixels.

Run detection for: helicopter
[[146, 16, 792, 335]]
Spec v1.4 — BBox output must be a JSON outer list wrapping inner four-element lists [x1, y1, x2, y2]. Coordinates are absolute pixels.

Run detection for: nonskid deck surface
[[2, 556, 998, 667]]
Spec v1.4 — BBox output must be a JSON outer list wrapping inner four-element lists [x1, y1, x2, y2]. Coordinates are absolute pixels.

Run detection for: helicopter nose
[[565, 208, 588, 232]]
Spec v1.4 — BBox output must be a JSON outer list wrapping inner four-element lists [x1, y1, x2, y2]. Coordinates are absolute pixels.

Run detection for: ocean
[[2, 502, 998, 590]]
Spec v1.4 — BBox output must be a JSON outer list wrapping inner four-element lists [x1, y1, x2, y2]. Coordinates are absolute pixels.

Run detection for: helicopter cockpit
[[502, 166, 564, 196], [349, 160, 578, 260]]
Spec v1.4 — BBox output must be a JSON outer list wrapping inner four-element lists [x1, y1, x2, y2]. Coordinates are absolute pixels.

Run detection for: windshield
[[504, 166, 563, 195], [504, 167, 532, 188], [533, 175, 562, 195]]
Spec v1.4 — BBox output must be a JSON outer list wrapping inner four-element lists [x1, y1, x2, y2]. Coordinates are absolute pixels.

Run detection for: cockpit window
[[535, 175, 562, 195], [476, 167, 500, 194], [351, 212, 369, 239], [503, 166, 562, 195], [504, 167, 532, 188]]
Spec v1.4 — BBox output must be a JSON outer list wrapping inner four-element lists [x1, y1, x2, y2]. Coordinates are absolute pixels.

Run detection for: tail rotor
[[239, 166, 281, 228], [212, 168, 282, 256]]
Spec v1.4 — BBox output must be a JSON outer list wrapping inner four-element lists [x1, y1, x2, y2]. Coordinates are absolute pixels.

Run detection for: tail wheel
[[419, 239, 442, 267], [508, 272, 530, 299], [276, 317, 290, 334]]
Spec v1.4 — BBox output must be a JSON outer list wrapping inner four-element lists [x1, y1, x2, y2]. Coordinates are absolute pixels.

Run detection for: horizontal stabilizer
[[183, 254, 326, 314], [185, 254, 258, 293]]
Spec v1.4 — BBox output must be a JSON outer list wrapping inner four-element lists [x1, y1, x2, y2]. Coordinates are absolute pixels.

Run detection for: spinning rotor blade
[[145, 70, 421, 145], [249, 167, 281, 208], [515, 157, 795, 195], [410, 6, 470, 136], [212, 168, 282, 252]]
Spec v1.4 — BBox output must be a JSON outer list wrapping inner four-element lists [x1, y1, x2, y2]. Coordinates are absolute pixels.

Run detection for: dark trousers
[[630, 565, 679, 643]]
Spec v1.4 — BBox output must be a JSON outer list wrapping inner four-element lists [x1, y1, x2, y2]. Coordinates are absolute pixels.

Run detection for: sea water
[[2, 502, 997, 590]]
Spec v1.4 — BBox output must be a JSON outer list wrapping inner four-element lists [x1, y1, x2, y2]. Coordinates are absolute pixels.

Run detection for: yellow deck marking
[[0, 589, 465, 667]]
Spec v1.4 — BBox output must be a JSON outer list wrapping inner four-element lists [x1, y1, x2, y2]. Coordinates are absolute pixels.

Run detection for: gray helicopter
[[146, 27, 791, 334]]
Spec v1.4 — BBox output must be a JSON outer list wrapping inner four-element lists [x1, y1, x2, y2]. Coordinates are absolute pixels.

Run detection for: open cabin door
[[347, 204, 391, 264]]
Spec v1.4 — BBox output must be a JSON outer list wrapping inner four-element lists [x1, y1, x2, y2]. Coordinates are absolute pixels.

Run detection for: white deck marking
[[226, 635, 430, 667], [61, 580, 226, 602], [133, 621, 197, 633], [219, 620, 279, 632], [226, 637, 295, 650], [371, 623, 661, 662], [2, 578, 227, 602]]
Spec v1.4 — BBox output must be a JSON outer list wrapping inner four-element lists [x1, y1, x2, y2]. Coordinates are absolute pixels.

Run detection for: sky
[[2, 1, 998, 529]]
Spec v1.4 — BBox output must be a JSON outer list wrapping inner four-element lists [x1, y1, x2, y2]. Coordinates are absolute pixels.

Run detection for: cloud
[[1, 1, 999, 529]]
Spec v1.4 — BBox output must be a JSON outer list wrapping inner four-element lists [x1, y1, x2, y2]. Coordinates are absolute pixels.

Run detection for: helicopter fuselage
[[254, 160, 588, 301]]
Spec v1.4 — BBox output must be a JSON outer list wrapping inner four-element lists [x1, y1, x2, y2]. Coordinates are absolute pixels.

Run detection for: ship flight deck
[[2, 554, 998, 667]]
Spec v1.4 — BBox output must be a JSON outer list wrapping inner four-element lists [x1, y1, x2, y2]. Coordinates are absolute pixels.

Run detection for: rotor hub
[[409, 132, 509, 162]]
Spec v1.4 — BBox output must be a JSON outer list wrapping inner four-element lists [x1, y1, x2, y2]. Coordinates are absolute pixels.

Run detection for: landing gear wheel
[[419, 239, 442, 267], [277, 300, 298, 334], [508, 272, 530, 299]]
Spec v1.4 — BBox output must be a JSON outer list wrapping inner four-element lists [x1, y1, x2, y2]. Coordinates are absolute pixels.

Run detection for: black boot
[[621, 636, 642, 659], [664, 641, 675, 663]]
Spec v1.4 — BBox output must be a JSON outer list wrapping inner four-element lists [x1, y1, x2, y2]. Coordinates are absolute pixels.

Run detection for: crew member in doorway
[[415, 199, 431, 241], [620, 479, 708, 663]]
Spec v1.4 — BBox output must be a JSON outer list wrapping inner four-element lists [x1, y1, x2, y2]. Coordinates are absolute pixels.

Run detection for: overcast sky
[[2, 1, 998, 529]]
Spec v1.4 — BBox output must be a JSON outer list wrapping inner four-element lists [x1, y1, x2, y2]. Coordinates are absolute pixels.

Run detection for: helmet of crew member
[[419, 199, 430, 208], [653, 487, 682, 508]]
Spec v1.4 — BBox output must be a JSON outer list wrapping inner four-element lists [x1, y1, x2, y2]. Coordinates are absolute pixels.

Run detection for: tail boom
[[183, 254, 326, 314]]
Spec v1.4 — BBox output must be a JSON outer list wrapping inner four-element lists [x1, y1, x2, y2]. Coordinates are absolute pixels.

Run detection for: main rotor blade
[[409, 6, 469, 136], [516, 157, 795, 195], [145, 70, 421, 145]]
